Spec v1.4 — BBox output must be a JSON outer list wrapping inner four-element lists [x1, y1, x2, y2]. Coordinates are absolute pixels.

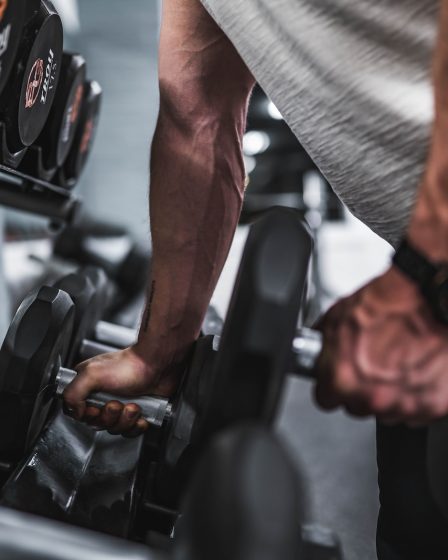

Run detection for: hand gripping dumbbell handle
[[56, 368, 173, 428]]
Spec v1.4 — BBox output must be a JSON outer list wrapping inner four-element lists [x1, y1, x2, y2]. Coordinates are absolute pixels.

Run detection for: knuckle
[[136, 418, 149, 431], [105, 401, 123, 414], [332, 367, 355, 397]]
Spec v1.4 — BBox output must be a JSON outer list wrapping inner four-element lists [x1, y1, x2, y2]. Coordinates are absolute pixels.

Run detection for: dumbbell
[[0, 0, 63, 154], [0, 208, 316, 478], [0, 1, 39, 98], [56, 80, 102, 189], [21, 51, 87, 177], [179, 425, 343, 560], [178, 425, 305, 560]]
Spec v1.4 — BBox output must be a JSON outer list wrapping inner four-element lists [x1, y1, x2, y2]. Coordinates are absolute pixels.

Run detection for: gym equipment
[[57, 80, 102, 189], [0, 0, 63, 158], [0, 285, 74, 465], [0, 506, 160, 559], [53, 224, 151, 298], [0, 166, 81, 226], [0, 428, 336, 560], [0, 408, 145, 538], [0, 208, 316, 472], [21, 52, 87, 179], [0, 1, 40, 99], [178, 425, 304, 560], [179, 424, 343, 560]]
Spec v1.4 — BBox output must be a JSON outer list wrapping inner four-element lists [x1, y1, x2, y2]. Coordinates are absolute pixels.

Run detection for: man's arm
[[315, 2, 448, 426], [136, 0, 254, 382], [63, 0, 255, 434], [408, 1, 448, 259]]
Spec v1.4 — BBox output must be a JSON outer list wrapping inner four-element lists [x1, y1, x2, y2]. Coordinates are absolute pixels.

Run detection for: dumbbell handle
[[60, 328, 321, 428], [81, 327, 323, 382], [292, 328, 322, 376], [94, 320, 137, 348], [56, 368, 173, 428], [93, 306, 223, 350]]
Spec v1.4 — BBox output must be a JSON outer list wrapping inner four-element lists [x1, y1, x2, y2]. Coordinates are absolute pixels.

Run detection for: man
[[64, 1, 448, 557]]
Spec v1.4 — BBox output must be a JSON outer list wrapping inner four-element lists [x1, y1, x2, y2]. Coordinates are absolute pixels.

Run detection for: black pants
[[376, 424, 448, 560]]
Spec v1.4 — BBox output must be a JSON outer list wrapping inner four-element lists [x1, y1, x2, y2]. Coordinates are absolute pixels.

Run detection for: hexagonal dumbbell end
[[0, 286, 74, 464]]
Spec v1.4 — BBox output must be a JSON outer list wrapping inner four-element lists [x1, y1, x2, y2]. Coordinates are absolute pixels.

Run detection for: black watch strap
[[392, 239, 438, 289]]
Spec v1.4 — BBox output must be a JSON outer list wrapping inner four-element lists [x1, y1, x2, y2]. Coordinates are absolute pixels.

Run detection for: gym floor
[[47, 2, 393, 558]]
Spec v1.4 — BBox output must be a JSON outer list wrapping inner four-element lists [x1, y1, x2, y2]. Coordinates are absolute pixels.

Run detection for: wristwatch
[[393, 239, 448, 324]]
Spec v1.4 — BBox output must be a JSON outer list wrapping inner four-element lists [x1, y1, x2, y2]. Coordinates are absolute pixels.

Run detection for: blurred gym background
[[1, 1, 394, 558]]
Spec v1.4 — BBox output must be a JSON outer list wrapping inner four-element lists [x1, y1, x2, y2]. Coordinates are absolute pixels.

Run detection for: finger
[[313, 345, 342, 410], [107, 404, 142, 435], [122, 417, 149, 439], [84, 406, 102, 425], [92, 401, 124, 430], [63, 369, 101, 420]]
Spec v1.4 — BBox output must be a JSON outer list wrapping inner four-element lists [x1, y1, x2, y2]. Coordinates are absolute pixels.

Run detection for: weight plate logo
[[70, 84, 84, 124], [0, 0, 8, 22], [25, 59, 44, 109], [80, 119, 93, 154]]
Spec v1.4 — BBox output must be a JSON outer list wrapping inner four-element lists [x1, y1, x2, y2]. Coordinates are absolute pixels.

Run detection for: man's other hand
[[315, 266, 448, 426]]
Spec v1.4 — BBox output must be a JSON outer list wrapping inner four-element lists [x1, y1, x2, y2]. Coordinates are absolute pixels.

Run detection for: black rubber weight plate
[[18, 8, 63, 146], [64, 80, 102, 180], [202, 208, 313, 437], [0, 0, 28, 97], [56, 54, 86, 166], [0, 286, 74, 463]]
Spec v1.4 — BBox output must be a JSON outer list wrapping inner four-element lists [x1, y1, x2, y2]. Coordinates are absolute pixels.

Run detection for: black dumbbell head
[[62, 80, 102, 185], [178, 426, 304, 560], [53, 271, 99, 367], [0, 286, 74, 463], [116, 242, 151, 297], [202, 208, 313, 437], [0, 0, 64, 151], [38, 52, 87, 169], [81, 265, 112, 320]]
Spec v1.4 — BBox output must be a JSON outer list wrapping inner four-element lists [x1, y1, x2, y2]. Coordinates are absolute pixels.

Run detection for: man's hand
[[315, 266, 448, 426], [63, 348, 183, 437]]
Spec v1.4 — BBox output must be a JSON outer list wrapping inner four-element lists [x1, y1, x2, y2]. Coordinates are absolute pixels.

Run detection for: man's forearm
[[135, 0, 254, 370], [409, 2, 448, 259], [135, 104, 249, 368]]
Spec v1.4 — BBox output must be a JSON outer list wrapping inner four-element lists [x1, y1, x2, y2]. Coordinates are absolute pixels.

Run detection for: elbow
[[158, 72, 253, 129]]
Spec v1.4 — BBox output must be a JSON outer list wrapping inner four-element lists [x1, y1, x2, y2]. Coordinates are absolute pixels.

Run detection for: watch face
[[433, 269, 448, 323]]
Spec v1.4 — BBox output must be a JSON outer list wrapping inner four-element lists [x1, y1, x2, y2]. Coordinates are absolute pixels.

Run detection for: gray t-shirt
[[200, 0, 439, 247]]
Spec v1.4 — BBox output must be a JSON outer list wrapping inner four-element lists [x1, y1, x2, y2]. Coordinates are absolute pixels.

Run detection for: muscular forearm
[[135, 0, 254, 371], [409, 1, 448, 259]]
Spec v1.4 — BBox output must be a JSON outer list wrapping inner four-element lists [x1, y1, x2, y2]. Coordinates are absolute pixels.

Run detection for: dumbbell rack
[[0, 163, 80, 227]]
